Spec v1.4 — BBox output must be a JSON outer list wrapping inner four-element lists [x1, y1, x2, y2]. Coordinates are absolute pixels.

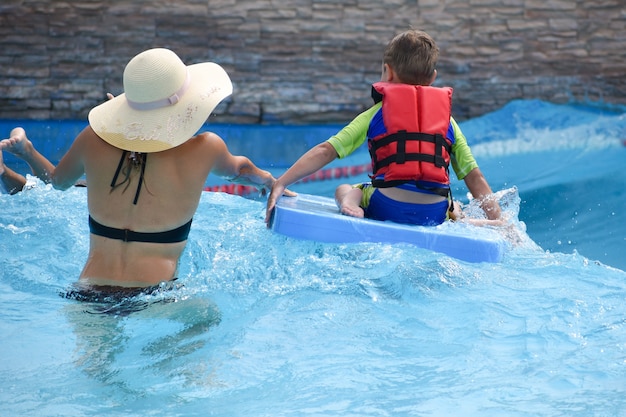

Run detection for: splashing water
[[1, 100, 625, 416]]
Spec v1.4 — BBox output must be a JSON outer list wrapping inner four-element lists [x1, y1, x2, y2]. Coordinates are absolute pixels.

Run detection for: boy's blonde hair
[[383, 30, 439, 85]]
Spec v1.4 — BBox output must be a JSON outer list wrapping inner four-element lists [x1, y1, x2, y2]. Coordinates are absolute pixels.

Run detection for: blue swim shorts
[[357, 183, 449, 226]]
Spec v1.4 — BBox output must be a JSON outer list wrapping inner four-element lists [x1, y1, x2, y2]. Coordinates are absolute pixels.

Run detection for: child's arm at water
[[265, 142, 338, 224], [462, 168, 502, 220]]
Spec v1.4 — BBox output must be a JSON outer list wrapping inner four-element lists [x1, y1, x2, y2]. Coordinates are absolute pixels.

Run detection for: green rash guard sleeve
[[326, 106, 480, 181], [326, 103, 381, 158], [449, 117, 479, 180]]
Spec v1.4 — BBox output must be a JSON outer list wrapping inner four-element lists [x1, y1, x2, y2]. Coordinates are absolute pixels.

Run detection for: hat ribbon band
[[126, 69, 191, 111]]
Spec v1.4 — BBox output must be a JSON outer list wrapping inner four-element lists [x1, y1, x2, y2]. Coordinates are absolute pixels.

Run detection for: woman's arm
[[0, 127, 56, 185], [0, 163, 26, 194], [208, 132, 280, 194], [50, 127, 90, 190]]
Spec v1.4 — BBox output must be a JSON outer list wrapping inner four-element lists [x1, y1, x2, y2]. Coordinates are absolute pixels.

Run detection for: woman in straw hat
[[1, 48, 292, 292]]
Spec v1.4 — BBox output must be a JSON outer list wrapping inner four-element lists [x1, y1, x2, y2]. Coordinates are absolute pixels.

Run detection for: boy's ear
[[428, 69, 438, 85], [383, 63, 395, 82]]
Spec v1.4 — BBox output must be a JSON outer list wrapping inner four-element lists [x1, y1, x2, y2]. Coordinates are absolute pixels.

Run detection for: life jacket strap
[[370, 130, 451, 174]]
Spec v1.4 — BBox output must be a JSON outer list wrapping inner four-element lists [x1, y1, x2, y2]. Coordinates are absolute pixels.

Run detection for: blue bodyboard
[[270, 193, 507, 263]]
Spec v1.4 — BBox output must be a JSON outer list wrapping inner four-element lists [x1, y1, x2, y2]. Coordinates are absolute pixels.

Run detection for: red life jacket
[[368, 82, 453, 190]]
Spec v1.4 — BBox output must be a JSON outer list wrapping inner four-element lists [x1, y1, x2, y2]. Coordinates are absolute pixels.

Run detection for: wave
[[2, 100, 625, 271], [460, 101, 626, 270]]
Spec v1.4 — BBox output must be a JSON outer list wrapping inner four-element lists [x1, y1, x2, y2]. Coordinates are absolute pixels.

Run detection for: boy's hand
[[265, 181, 293, 227]]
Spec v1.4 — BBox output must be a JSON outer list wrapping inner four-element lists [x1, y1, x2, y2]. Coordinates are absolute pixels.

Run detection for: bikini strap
[[133, 153, 147, 205], [110, 150, 147, 205], [111, 150, 128, 188]]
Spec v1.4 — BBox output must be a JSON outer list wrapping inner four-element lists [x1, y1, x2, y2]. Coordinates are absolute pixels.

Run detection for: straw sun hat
[[88, 48, 233, 153]]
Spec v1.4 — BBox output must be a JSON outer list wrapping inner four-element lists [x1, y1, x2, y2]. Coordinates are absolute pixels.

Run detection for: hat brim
[[88, 62, 233, 153]]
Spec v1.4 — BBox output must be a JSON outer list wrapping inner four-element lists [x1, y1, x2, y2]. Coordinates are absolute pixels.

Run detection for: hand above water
[[265, 180, 297, 227]]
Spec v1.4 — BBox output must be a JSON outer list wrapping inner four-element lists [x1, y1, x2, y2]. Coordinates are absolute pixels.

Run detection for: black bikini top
[[89, 215, 193, 243], [101, 150, 192, 243], [111, 150, 146, 205]]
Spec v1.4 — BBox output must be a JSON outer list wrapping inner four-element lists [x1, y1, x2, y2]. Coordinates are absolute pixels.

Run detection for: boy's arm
[[265, 103, 375, 224], [265, 141, 338, 224], [449, 118, 501, 220], [463, 167, 501, 220]]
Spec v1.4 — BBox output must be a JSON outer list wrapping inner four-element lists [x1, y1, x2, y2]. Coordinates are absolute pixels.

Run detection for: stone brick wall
[[1, 0, 624, 124]]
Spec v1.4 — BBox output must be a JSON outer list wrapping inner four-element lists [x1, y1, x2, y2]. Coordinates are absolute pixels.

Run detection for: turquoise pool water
[[1, 100, 625, 416]]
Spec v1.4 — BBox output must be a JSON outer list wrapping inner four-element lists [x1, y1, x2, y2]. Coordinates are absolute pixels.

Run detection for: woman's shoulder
[[187, 131, 225, 146], [163, 131, 229, 168], [185, 131, 229, 153]]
